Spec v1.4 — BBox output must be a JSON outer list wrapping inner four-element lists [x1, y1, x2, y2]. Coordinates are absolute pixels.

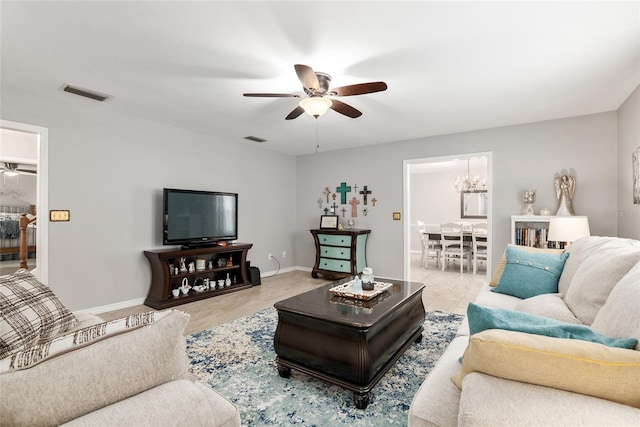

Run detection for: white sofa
[[0, 270, 240, 427], [409, 236, 640, 426]]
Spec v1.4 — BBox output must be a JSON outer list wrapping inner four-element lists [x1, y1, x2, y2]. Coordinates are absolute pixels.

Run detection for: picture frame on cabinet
[[320, 215, 339, 229]]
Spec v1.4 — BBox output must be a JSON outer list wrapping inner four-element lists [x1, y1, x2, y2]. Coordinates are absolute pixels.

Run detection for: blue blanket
[[467, 302, 637, 349]]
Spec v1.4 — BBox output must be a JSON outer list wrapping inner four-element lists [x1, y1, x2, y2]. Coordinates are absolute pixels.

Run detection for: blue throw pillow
[[491, 246, 569, 299], [467, 303, 638, 349]]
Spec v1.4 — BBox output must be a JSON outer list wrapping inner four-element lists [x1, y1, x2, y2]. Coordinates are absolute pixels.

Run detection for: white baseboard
[[76, 297, 147, 315], [77, 266, 311, 314], [260, 265, 296, 277]]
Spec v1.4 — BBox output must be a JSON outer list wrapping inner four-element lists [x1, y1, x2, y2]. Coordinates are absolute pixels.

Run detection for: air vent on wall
[[60, 84, 112, 102], [244, 136, 267, 143]]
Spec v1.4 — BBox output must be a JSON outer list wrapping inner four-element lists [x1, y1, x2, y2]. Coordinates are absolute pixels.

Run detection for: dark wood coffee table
[[273, 277, 425, 409]]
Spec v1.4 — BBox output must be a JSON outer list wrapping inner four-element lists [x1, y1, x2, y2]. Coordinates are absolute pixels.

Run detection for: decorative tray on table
[[328, 281, 393, 301]]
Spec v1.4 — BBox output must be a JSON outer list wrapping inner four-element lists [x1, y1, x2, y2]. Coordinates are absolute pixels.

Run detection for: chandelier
[[0, 186, 26, 198], [453, 159, 486, 193]]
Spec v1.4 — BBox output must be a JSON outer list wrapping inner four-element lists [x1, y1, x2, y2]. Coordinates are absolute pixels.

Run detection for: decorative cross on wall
[[349, 197, 360, 217], [324, 207, 329, 215], [317, 198, 323, 209], [323, 187, 331, 203], [341, 207, 347, 217], [330, 202, 339, 213], [353, 183, 359, 194], [336, 182, 351, 204], [371, 197, 377, 207], [359, 185, 372, 205]]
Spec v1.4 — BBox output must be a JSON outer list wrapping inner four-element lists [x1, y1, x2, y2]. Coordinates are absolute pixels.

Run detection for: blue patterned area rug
[[186, 308, 463, 426]]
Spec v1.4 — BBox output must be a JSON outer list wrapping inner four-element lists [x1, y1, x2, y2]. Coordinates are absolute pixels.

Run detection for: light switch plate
[[50, 210, 70, 222]]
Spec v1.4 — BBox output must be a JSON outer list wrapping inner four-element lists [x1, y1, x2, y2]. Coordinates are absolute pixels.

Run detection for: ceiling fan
[[0, 162, 37, 176], [243, 64, 387, 120]]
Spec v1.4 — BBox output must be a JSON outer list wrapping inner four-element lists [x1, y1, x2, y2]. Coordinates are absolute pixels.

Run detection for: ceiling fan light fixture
[[300, 97, 332, 118], [3, 163, 18, 177]]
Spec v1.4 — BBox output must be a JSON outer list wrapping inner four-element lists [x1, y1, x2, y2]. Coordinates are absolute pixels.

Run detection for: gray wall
[[1, 83, 634, 311], [295, 112, 619, 280], [617, 85, 640, 239], [1, 86, 297, 311]]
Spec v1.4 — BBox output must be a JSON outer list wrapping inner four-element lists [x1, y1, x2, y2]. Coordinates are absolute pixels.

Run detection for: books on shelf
[[514, 226, 549, 248], [511, 215, 564, 249]]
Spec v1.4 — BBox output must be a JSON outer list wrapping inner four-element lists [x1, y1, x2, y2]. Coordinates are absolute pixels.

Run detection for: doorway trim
[[403, 151, 493, 280], [1, 119, 48, 283]]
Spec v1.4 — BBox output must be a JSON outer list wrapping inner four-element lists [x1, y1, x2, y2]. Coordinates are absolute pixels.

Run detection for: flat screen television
[[163, 188, 238, 248]]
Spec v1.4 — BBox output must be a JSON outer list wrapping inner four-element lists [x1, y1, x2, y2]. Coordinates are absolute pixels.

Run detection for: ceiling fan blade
[[294, 64, 319, 91], [330, 99, 362, 118], [243, 93, 300, 98], [17, 169, 37, 176], [331, 81, 388, 97], [285, 106, 305, 120]]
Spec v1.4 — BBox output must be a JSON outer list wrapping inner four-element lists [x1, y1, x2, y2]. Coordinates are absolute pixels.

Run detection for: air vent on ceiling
[[244, 136, 267, 143], [61, 84, 111, 102]]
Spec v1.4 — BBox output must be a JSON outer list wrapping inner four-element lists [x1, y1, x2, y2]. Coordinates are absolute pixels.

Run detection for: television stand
[[143, 243, 253, 309], [180, 243, 220, 250]]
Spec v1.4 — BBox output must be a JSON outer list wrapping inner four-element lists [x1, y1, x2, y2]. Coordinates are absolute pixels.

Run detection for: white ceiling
[[2, 1, 639, 156], [0, 128, 38, 167]]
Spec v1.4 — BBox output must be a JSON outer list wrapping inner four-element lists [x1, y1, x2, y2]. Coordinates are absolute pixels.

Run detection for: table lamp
[[548, 216, 590, 246]]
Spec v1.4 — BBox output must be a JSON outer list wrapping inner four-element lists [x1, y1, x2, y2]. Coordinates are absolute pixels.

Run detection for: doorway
[[0, 120, 49, 282], [403, 152, 493, 281]]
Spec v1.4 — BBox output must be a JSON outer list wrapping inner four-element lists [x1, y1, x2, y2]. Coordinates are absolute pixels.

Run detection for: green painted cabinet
[[310, 229, 370, 280]]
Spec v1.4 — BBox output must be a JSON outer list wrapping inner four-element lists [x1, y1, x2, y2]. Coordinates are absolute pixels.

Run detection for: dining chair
[[440, 222, 471, 273], [472, 223, 488, 274], [417, 221, 429, 268], [418, 221, 441, 268]]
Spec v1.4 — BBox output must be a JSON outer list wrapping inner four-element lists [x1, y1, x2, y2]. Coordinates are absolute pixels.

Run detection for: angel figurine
[[523, 190, 536, 215], [554, 175, 576, 215]]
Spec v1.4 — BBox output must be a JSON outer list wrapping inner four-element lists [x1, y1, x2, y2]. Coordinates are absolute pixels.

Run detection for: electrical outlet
[[268, 253, 273, 260], [282, 251, 286, 258]]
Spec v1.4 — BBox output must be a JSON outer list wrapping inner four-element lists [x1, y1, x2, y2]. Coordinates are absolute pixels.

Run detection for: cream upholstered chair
[[440, 222, 471, 273], [471, 223, 488, 274]]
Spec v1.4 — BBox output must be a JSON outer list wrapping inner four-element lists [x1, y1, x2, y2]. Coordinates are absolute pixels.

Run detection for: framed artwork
[[320, 215, 339, 229]]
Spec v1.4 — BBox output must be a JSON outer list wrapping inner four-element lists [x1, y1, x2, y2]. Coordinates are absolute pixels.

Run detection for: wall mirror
[[461, 191, 488, 219]]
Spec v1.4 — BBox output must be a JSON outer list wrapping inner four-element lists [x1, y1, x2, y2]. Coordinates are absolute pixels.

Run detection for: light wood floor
[[0, 259, 31, 276], [99, 253, 486, 335]]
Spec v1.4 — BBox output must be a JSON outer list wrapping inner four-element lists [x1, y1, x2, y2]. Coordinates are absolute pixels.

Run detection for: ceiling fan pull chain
[[315, 120, 320, 154]]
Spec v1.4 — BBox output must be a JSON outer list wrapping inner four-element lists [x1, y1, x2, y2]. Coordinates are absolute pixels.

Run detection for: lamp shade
[[300, 97, 332, 118], [548, 216, 590, 243]]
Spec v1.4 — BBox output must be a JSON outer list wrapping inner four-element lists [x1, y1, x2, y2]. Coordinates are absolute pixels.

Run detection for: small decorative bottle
[[351, 275, 363, 294], [361, 267, 375, 291], [225, 273, 231, 287]]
